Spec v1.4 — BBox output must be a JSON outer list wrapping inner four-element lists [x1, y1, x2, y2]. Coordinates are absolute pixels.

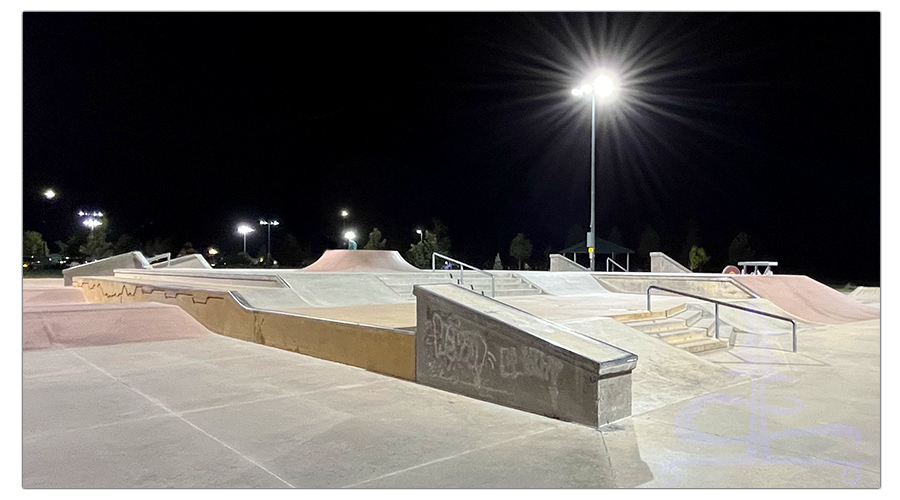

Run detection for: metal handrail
[[431, 252, 495, 297], [146, 252, 172, 267], [606, 257, 627, 272], [646, 285, 797, 353]]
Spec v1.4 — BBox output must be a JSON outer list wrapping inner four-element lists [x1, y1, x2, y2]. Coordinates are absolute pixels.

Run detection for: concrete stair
[[378, 272, 542, 300], [610, 304, 730, 355]]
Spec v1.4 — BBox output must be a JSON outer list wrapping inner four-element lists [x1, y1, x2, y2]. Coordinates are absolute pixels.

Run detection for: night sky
[[23, 12, 880, 283]]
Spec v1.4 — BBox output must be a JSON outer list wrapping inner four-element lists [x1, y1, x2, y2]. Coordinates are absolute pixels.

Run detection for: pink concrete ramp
[[23, 302, 210, 350], [300, 249, 421, 272], [733, 275, 880, 324]]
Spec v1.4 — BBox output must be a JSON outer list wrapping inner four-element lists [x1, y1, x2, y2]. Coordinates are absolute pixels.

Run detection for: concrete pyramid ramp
[[300, 250, 421, 273], [733, 275, 880, 324]]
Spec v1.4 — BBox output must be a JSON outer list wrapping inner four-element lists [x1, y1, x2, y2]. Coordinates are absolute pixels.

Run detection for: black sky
[[23, 12, 880, 283]]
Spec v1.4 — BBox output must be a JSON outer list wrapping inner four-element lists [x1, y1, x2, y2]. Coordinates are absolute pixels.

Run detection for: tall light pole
[[340, 209, 349, 247], [259, 219, 279, 265], [416, 229, 423, 242], [237, 224, 254, 253], [572, 72, 619, 271]]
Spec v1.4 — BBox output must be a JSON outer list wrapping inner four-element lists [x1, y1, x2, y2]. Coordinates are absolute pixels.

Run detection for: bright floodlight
[[340, 210, 349, 218], [208, 247, 219, 255], [344, 231, 356, 240], [83, 218, 102, 230], [237, 224, 254, 235], [579, 84, 594, 94], [416, 229, 423, 235], [571, 88, 583, 97], [593, 73, 619, 102], [43, 189, 56, 200], [271, 220, 279, 226], [259, 219, 268, 225]]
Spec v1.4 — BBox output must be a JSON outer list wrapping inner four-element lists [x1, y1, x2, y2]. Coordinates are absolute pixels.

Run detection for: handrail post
[[432, 253, 436, 271], [461, 265, 464, 285], [714, 303, 719, 339], [792, 322, 797, 353], [646, 286, 652, 311]]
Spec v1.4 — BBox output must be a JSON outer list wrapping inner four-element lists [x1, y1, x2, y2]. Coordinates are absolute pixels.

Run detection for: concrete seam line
[[62, 348, 296, 488], [597, 428, 619, 488], [341, 426, 558, 488], [23, 413, 174, 442]]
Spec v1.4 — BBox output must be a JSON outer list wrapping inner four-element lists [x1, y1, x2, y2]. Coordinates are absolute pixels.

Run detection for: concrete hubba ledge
[[63, 251, 151, 286], [414, 283, 637, 428], [594, 274, 757, 300], [72, 277, 415, 380], [549, 254, 589, 272], [151, 253, 212, 269], [650, 252, 692, 274]]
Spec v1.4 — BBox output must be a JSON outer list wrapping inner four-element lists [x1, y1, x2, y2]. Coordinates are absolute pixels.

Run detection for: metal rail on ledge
[[606, 257, 627, 272], [146, 252, 172, 267], [646, 285, 797, 353], [432, 252, 495, 298]]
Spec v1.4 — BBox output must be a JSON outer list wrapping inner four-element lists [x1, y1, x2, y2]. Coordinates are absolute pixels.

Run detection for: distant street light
[[207, 247, 219, 256], [344, 230, 357, 250], [572, 70, 620, 271], [259, 219, 280, 265], [237, 224, 254, 253], [416, 229, 423, 242], [340, 209, 349, 218], [43, 189, 56, 200]]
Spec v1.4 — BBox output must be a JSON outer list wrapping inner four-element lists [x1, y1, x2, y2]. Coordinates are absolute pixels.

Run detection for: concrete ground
[[22, 280, 880, 488]]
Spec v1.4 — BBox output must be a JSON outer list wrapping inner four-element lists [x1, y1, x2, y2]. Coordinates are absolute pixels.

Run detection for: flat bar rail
[[646, 285, 798, 353], [432, 252, 495, 298]]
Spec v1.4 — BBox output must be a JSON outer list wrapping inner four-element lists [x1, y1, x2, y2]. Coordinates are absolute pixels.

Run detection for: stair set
[[378, 272, 543, 300], [611, 303, 733, 354]]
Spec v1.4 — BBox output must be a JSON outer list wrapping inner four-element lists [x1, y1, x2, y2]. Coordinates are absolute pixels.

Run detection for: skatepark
[[23, 249, 881, 487]]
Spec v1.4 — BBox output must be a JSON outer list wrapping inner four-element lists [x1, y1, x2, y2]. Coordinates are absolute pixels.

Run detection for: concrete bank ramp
[[151, 254, 212, 269], [63, 251, 150, 286], [849, 286, 880, 307], [23, 301, 210, 350], [300, 249, 420, 272], [516, 271, 612, 296], [414, 283, 637, 428], [280, 274, 408, 307], [650, 252, 692, 273], [733, 275, 880, 324]]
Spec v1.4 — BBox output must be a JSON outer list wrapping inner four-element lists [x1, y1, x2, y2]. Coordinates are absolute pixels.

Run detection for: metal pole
[[714, 303, 720, 339], [242, 234, 247, 253], [626, 253, 630, 272], [792, 323, 797, 353], [589, 93, 596, 272], [267, 225, 271, 265]]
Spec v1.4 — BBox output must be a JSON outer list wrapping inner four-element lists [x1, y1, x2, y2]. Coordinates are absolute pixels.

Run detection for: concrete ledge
[[73, 277, 415, 380], [63, 252, 150, 286], [549, 254, 588, 272], [414, 283, 637, 427], [151, 254, 212, 269], [650, 252, 692, 273], [593, 273, 757, 299]]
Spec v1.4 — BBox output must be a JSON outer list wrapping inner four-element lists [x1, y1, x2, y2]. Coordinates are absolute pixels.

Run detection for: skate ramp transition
[[301, 250, 421, 272], [733, 275, 880, 324], [414, 283, 637, 427], [849, 286, 880, 306], [63, 251, 151, 286]]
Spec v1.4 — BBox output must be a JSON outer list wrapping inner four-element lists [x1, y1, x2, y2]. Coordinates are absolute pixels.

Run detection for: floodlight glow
[[571, 88, 583, 97], [579, 84, 593, 94], [43, 189, 56, 199], [259, 220, 268, 225], [344, 231, 356, 240], [340, 210, 349, 218], [208, 247, 219, 255], [77, 211, 85, 216], [237, 224, 254, 235], [83, 218, 102, 229], [416, 229, 423, 235], [271, 220, 279, 226]]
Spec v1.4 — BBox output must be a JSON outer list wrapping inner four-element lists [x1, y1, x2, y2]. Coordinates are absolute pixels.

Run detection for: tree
[[113, 234, 140, 254], [493, 253, 503, 270], [274, 233, 310, 267], [23, 231, 47, 257], [363, 228, 387, 250], [607, 226, 623, 246], [636, 225, 660, 270], [689, 245, 710, 271], [56, 233, 86, 260], [432, 218, 451, 254], [178, 242, 197, 256], [142, 238, 173, 258], [728, 232, 755, 264], [79, 218, 114, 260], [681, 216, 701, 266], [565, 224, 585, 248], [406, 230, 438, 269], [509, 233, 533, 270]]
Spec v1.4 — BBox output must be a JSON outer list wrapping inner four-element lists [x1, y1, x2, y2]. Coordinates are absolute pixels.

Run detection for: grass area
[[22, 268, 64, 278]]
